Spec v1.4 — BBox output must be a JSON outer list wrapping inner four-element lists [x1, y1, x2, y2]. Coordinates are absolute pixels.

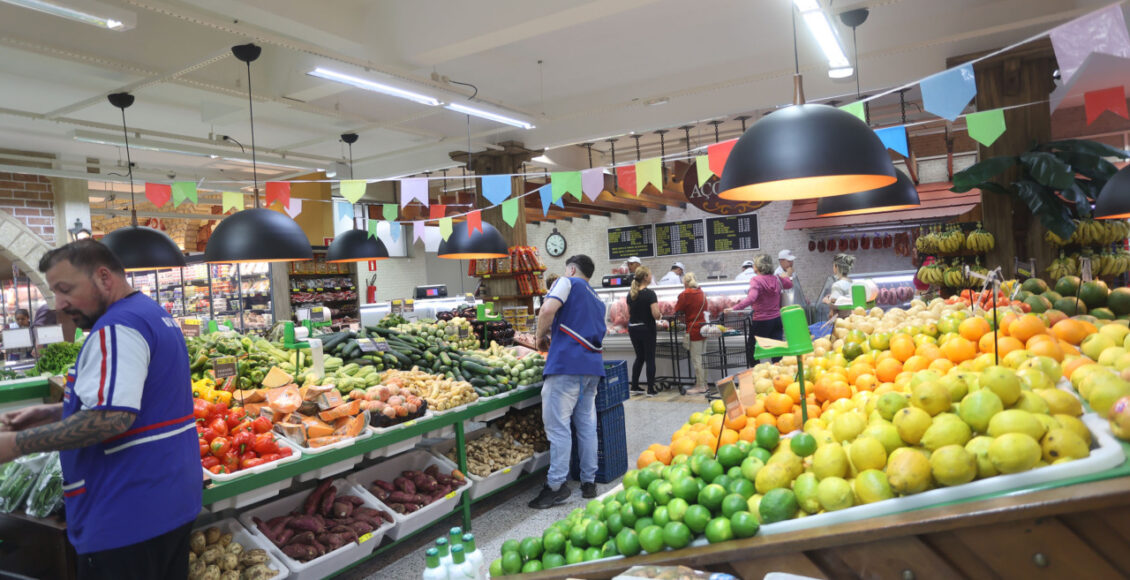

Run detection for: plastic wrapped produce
[[25, 452, 63, 518], [0, 453, 48, 513]]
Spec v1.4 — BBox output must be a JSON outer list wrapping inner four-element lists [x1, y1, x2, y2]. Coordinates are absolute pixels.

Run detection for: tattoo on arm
[[15, 410, 136, 454]]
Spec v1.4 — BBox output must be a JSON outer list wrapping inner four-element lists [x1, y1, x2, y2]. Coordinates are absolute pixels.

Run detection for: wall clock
[[545, 228, 567, 257]]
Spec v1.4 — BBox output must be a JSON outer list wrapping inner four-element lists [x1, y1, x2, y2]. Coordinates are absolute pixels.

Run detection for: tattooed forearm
[[15, 410, 135, 454]]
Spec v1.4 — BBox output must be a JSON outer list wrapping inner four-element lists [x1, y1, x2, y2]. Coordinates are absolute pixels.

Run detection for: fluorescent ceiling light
[[308, 68, 440, 107], [793, 0, 850, 70], [444, 102, 534, 130], [2, 0, 133, 30], [828, 66, 854, 79], [74, 130, 319, 172]]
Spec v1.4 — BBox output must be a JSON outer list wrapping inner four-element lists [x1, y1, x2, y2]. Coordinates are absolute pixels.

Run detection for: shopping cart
[[653, 312, 695, 395], [702, 311, 751, 401]]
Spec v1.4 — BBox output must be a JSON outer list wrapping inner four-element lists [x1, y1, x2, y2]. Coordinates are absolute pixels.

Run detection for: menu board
[[655, 219, 706, 257], [607, 225, 655, 261], [706, 215, 760, 253]]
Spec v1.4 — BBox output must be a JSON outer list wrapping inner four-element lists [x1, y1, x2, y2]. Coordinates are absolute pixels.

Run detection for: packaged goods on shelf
[[494, 255, 512, 275]]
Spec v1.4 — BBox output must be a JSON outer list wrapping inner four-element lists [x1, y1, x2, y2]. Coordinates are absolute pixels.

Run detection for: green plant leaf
[[951, 156, 1017, 192], [1066, 182, 1092, 218], [1039, 139, 1130, 160], [1057, 151, 1118, 182], [1019, 152, 1076, 190], [976, 181, 1011, 195], [1014, 181, 1075, 239]]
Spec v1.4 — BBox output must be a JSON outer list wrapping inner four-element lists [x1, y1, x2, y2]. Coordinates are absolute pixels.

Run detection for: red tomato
[[252, 416, 273, 434], [209, 436, 231, 457], [251, 433, 278, 455], [193, 399, 211, 420], [209, 417, 229, 437], [201, 456, 220, 469]]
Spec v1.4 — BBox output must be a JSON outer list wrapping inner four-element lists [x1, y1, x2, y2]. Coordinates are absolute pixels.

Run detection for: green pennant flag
[[221, 191, 242, 213], [839, 101, 866, 122], [635, 158, 662, 196], [172, 181, 197, 207], [340, 180, 366, 204], [367, 219, 378, 240], [382, 204, 397, 221], [439, 217, 453, 241], [502, 198, 518, 227], [695, 155, 712, 186], [550, 171, 582, 202], [965, 108, 1007, 147]]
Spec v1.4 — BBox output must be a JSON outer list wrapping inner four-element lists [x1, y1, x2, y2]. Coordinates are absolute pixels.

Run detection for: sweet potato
[[281, 543, 316, 562], [393, 477, 416, 494], [368, 486, 389, 502], [332, 501, 353, 519], [370, 479, 395, 492], [347, 520, 375, 536], [320, 485, 337, 516], [275, 528, 294, 546], [377, 510, 394, 523], [340, 495, 364, 506], [285, 531, 314, 547], [286, 516, 323, 532], [385, 491, 419, 505], [305, 480, 334, 516], [414, 474, 438, 493]]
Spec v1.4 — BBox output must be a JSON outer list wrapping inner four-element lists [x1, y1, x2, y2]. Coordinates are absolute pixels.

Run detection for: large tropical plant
[[951, 139, 1130, 239]]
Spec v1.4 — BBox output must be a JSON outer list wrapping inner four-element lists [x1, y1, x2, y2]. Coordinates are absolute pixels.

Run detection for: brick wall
[[0, 172, 54, 243]]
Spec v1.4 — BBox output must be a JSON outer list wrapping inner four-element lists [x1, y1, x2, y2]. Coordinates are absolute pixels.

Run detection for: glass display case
[[288, 253, 359, 329], [139, 259, 275, 334], [810, 269, 918, 321], [156, 268, 186, 318], [359, 295, 479, 328], [598, 280, 752, 335], [238, 262, 272, 333]]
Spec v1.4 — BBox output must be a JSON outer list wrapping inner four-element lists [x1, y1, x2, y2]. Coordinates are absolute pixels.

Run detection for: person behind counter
[[735, 260, 756, 282], [729, 254, 793, 365], [657, 262, 685, 285], [824, 253, 856, 318], [626, 256, 641, 275], [626, 266, 661, 396], [774, 249, 796, 279], [11, 308, 29, 329], [673, 273, 708, 395]]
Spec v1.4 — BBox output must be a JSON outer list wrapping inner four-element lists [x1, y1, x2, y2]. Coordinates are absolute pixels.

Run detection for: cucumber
[[461, 360, 492, 376]]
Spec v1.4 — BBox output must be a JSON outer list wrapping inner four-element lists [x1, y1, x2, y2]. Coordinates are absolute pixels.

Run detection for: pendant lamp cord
[[854, 26, 861, 99], [792, 5, 800, 75], [118, 107, 138, 227], [348, 143, 354, 180], [245, 60, 260, 208]]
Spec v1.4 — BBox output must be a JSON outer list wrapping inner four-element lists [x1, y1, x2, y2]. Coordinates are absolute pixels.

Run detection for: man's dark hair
[[13, 309, 28, 318], [565, 254, 595, 278], [38, 240, 125, 276]]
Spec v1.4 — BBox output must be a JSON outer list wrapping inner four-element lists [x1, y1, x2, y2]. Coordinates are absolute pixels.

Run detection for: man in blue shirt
[[0, 240, 200, 579], [530, 254, 606, 508]]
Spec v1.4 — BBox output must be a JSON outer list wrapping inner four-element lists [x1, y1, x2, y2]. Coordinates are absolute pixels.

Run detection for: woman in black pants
[[626, 266, 662, 396]]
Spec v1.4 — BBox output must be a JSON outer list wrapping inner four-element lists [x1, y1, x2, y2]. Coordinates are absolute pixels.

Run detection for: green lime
[[698, 458, 724, 483], [730, 510, 761, 538], [727, 466, 744, 480], [543, 553, 565, 569], [704, 517, 734, 544], [648, 479, 673, 506], [624, 487, 645, 505], [663, 521, 692, 550], [721, 493, 748, 518], [501, 539, 520, 555], [749, 447, 772, 464], [638, 525, 665, 554], [684, 504, 711, 534], [631, 492, 655, 517], [637, 468, 659, 491], [568, 508, 585, 521], [615, 528, 641, 557], [552, 519, 572, 535], [585, 520, 609, 547], [790, 433, 818, 457], [652, 505, 671, 527], [712, 474, 733, 491], [521, 560, 543, 573], [759, 488, 799, 524], [689, 454, 707, 476], [583, 547, 602, 562], [693, 444, 715, 456], [501, 551, 522, 574], [605, 512, 624, 536], [671, 477, 699, 502], [542, 528, 565, 554], [664, 464, 692, 483], [740, 456, 765, 481], [601, 539, 618, 558], [623, 470, 640, 489], [619, 503, 638, 527], [727, 477, 756, 499], [634, 517, 655, 533], [666, 497, 689, 522], [602, 500, 622, 521], [585, 500, 603, 518], [717, 444, 745, 469], [489, 558, 503, 578], [565, 545, 584, 564], [519, 537, 543, 561], [734, 440, 753, 455], [698, 483, 727, 512], [756, 425, 781, 449], [569, 523, 589, 549], [614, 490, 627, 504]]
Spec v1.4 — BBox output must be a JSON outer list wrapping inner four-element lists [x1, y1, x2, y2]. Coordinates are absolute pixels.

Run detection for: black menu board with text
[[607, 225, 655, 261], [706, 214, 759, 253], [655, 219, 706, 257]]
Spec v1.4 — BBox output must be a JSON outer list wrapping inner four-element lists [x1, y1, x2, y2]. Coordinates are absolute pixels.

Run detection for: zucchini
[[461, 360, 492, 376]]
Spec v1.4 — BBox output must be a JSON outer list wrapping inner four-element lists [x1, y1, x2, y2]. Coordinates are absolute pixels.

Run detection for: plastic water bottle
[[422, 547, 449, 580], [448, 527, 463, 549], [436, 537, 453, 572], [461, 533, 486, 580], [449, 544, 476, 580]]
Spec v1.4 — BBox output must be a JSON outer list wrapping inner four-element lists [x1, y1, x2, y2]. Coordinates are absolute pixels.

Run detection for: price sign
[[295, 308, 311, 321], [391, 300, 403, 314], [715, 375, 744, 422], [445, 491, 456, 500], [1081, 257, 1093, 282], [311, 307, 330, 322], [459, 326, 470, 338], [2, 328, 31, 349], [502, 467, 512, 474], [33, 325, 64, 346], [358, 338, 390, 353], [212, 356, 238, 379], [357, 533, 374, 544], [181, 318, 202, 337]]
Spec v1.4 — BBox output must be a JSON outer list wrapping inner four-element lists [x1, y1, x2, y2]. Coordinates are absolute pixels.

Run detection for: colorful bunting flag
[[333, 200, 354, 234], [616, 165, 636, 196], [539, 184, 555, 215], [1084, 86, 1129, 124], [1050, 4, 1130, 84], [222, 191, 242, 213], [551, 171, 582, 202], [439, 217, 453, 241], [839, 102, 866, 122], [386, 221, 399, 243], [413, 221, 426, 244], [581, 168, 604, 201], [874, 126, 909, 157], [145, 183, 171, 208], [502, 198, 519, 226], [921, 63, 977, 121], [284, 198, 303, 219], [707, 140, 737, 177], [171, 181, 197, 207], [382, 204, 398, 222], [265, 182, 290, 208], [400, 178, 429, 208], [340, 180, 366, 204], [695, 155, 712, 186], [429, 204, 446, 220], [467, 210, 482, 236], [635, 158, 662, 196], [481, 175, 511, 205], [965, 109, 1007, 146], [367, 219, 378, 240]]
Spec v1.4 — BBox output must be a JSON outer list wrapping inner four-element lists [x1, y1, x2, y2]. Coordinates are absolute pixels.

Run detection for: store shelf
[[290, 287, 357, 292], [0, 377, 49, 405], [288, 273, 353, 278], [475, 269, 546, 279]]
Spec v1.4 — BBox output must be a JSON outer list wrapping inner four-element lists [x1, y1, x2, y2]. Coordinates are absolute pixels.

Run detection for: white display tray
[[204, 438, 303, 511], [428, 427, 532, 500], [286, 429, 371, 483], [365, 413, 431, 460], [192, 518, 290, 580], [346, 450, 471, 541]]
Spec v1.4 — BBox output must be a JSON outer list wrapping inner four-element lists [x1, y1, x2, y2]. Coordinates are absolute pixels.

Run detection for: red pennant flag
[[265, 182, 291, 208], [429, 204, 447, 220], [708, 139, 737, 177], [145, 183, 171, 208], [1084, 86, 1129, 125], [616, 165, 636, 196], [467, 210, 482, 236]]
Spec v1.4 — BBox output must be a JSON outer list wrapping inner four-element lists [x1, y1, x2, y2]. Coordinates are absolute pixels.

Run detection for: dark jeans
[[746, 316, 784, 366], [77, 520, 192, 580], [628, 325, 657, 392]]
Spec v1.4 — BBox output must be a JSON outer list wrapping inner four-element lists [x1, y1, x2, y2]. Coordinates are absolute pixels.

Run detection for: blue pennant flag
[[538, 184, 554, 216], [874, 126, 909, 157], [481, 175, 511, 205], [921, 63, 977, 121]]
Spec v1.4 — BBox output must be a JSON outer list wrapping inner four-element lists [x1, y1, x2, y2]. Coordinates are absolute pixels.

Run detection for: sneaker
[[581, 482, 597, 499], [646, 387, 657, 397], [528, 484, 571, 509]]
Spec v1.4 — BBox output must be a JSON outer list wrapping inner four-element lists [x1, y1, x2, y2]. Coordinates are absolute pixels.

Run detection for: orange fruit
[[1059, 340, 1080, 356], [890, 335, 916, 362], [959, 317, 992, 342], [1028, 339, 1064, 362], [854, 373, 878, 392], [708, 415, 724, 437], [724, 414, 748, 431], [765, 392, 794, 416], [671, 437, 696, 457], [916, 343, 943, 361], [875, 358, 903, 383], [772, 374, 791, 393], [1051, 319, 1089, 345], [1063, 356, 1095, 379], [997, 312, 1020, 336], [653, 445, 673, 465], [929, 358, 954, 374], [738, 425, 758, 443], [903, 355, 930, 373], [846, 363, 874, 385], [755, 413, 777, 428], [979, 334, 1024, 357], [941, 337, 977, 363], [637, 449, 658, 469], [719, 429, 739, 447], [776, 411, 801, 434], [745, 399, 766, 418], [1008, 314, 1047, 344], [803, 403, 822, 420], [873, 382, 896, 396], [785, 382, 803, 404]]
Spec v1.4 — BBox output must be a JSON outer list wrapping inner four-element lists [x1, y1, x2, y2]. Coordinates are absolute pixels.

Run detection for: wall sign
[[683, 161, 769, 215], [655, 219, 706, 257], [607, 224, 655, 261], [706, 215, 759, 253]]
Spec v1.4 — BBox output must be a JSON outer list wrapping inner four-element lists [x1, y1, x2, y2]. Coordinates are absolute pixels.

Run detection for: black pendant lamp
[[99, 92, 186, 271], [1094, 165, 1130, 219], [717, 6, 895, 202], [205, 43, 312, 263], [326, 133, 389, 263], [816, 170, 920, 216], [438, 221, 509, 259]]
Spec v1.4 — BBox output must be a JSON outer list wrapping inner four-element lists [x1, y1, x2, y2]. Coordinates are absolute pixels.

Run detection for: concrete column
[[49, 177, 91, 248]]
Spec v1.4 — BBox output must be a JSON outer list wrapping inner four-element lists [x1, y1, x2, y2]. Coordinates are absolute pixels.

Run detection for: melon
[[1054, 276, 1081, 297], [1041, 290, 1063, 303], [1021, 278, 1049, 294], [1054, 297, 1088, 316], [1108, 287, 1130, 316], [1024, 295, 1052, 313], [1079, 280, 1110, 310], [1091, 307, 1116, 321]]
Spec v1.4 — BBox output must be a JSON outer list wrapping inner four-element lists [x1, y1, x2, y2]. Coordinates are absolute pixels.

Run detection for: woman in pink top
[[730, 254, 793, 365]]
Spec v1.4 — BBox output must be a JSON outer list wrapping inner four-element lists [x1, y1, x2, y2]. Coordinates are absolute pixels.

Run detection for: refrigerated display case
[[811, 269, 918, 321], [358, 295, 479, 329], [238, 262, 273, 333], [288, 253, 359, 329], [142, 259, 275, 334]]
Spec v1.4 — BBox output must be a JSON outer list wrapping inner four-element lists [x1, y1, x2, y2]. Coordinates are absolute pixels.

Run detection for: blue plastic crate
[[596, 360, 629, 411], [569, 403, 628, 483]]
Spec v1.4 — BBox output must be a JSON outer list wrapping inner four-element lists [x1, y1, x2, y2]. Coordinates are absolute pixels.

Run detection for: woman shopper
[[673, 272, 708, 395], [626, 266, 661, 396], [824, 253, 856, 319], [731, 254, 793, 366]]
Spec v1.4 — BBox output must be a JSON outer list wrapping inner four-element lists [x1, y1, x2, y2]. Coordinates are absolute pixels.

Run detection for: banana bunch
[[917, 262, 945, 285], [1101, 220, 1130, 245], [1045, 229, 1069, 246], [969, 260, 989, 282], [916, 227, 939, 254], [943, 261, 967, 288], [966, 223, 995, 253], [1092, 250, 1130, 277], [937, 227, 966, 254], [1067, 219, 1128, 246], [1046, 252, 1079, 279]]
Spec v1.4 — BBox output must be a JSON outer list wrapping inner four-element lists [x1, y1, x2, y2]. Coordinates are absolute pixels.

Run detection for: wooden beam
[[522, 196, 609, 217]]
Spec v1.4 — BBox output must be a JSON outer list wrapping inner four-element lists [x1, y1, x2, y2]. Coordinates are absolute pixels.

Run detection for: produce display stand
[[0, 375, 50, 410]]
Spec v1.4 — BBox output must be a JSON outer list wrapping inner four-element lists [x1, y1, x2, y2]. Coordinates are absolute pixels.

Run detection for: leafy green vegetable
[[32, 342, 82, 377]]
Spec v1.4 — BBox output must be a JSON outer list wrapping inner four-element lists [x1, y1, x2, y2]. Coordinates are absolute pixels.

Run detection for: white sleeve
[[73, 325, 150, 412], [545, 277, 572, 304]]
